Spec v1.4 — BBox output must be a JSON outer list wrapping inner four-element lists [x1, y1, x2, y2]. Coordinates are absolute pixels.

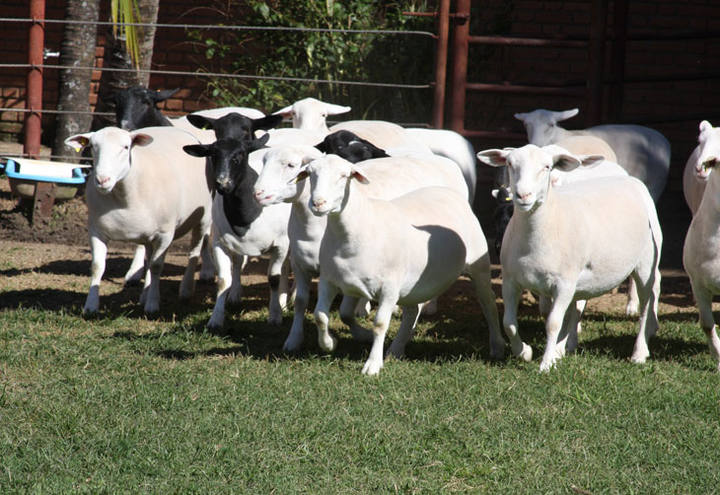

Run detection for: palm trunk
[[92, 0, 160, 130], [51, 0, 100, 161]]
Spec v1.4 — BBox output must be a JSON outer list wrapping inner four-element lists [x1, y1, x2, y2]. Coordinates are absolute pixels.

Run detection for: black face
[[187, 112, 283, 141], [315, 130, 388, 163], [113, 86, 174, 130], [204, 139, 252, 195]]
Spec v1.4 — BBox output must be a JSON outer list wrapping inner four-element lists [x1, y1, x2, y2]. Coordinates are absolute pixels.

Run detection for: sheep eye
[[287, 162, 296, 168]]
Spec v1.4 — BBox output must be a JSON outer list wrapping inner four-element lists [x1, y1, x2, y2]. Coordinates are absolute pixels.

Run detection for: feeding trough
[[1, 157, 89, 200]]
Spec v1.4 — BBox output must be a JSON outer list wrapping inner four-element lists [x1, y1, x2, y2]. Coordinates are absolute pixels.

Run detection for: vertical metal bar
[[26, 0, 56, 224], [609, 0, 629, 122], [25, 0, 45, 160], [449, 0, 471, 133], [586, 0, 608, 125], [431, 0, 451, 128]]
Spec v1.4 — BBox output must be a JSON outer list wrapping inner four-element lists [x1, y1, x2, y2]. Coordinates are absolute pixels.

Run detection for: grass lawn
[[0, 241, 718, 493]]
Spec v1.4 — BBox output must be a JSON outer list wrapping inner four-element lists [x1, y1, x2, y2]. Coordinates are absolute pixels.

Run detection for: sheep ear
[[514, 112, 528, 122], [131, 133, 153, 147], [350, 166, 370, 184], [491, 188, 500, 198], [555, 108, 579, 122], [252, 114, 283, 131], [552, 152, 581, 171], [699, 120, 713, 134], [64, 133, 92, 152], [314, 140, 328, 153], [249, 133, 270, 152], [273, 105, 294, 120], [292, 169, 310, 184], [153, 88, 180, 102], [324, 102, 351, 116], [357, 137, 388, 158], [187, 114, 216, 130], [579, 154, 605, 167], [183, 144, 212, 157], [477, 149, 512, 167]]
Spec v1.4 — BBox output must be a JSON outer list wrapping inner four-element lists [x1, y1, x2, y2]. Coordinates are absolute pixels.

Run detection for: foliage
[[187, 1, 436, 123], [110, 0, 141, 68]]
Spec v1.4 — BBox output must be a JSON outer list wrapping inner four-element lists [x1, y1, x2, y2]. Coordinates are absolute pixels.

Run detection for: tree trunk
[[92, 0, 160, 130], [51, 0, 100, 161]]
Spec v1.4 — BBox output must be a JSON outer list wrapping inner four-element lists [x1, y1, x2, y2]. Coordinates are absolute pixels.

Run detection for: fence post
[[449, 0, 470, 133], [431, 0, 451, 129], [586, 0, 608, 125], [25, 0, 56, 223]]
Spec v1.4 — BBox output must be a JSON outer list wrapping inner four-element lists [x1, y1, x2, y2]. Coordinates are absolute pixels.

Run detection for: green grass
[[1, 285, 719, 493]]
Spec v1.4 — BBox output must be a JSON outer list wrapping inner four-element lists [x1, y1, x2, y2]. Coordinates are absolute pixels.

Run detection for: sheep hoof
[[517, 343, 533, 362], [539, 358, 557, 373], [318, 333, 337, 353], [282, 337, 303, 353], [361, 358, 383, 376], [630, 353, 648, 364], [268, 312, 283, 326], [625, 304, 639, 317]]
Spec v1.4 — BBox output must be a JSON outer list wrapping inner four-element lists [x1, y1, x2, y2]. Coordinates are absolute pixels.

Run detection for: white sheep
[[274, 97, 478, 201], [182, 134, 293, 329], [683, 120, 720, 215], [514, 108, 671, 202], [65, 126, 213, 315], [682, 122, 720, 372], [300, 154, 504, 375], [253, 146, 472, 353], [477, 144, 662, 372]]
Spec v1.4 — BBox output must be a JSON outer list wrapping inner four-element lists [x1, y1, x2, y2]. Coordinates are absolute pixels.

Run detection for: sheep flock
[[57, 86, 720, 375]]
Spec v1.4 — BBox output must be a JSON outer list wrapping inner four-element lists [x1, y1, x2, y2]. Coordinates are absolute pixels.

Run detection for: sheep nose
[[516, 191, 532, 202], [96, 175, 110, 187], [254, 189, 270, 201], [312, 198, 326, 209]]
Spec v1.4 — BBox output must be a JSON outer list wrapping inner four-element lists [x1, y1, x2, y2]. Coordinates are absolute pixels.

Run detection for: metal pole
[[449, 0, 471, 133], [25, 0, 44, 159], [586, 0, 608, 125], [609, 0, 629, 122], [431, 0, 451, 128], [25, 0, 56, 223]]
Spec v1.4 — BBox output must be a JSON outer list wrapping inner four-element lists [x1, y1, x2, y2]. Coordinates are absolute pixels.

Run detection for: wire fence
[[0, 15, 437, 160]]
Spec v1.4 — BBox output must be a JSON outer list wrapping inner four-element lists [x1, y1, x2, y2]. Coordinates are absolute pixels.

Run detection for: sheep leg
[[625, 277, 640, 317], [339, 296, 373, 342], [539, 288, 574, 372], [179, 224, 205, 301], [501, 279, 532, 362], [556, 300, 583, 358], [354, 297, 371, 317], [468, 261, 505, 359], [142, 235, 172, 315], [198, 233, 215, 283], [266, 246, 287, 326], [362, 297, 397, 376], [693, 286, 720, 371], [277, 255, 292, 311], [283, 259, 311, 352], [124, 245, 146, 285], [386, 303, 422, 359], [83, 235, 108, 315], [207, 242, 234, 331], [227, 253, 245, 304], [630, 260, 660, 364], [563, 300, 585, 355], [421, 297, 438, 315], [313, 278, 339, 352]]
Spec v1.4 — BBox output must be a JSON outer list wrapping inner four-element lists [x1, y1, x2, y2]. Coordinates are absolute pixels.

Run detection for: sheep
[[477, 144, 662, 372], [115, 93, 281, 287], [514, 108, 671, 202], [183, 134, 292, 329], [253, 146, 472, 353], [493, 136, 638, 317], [114, 86, 264, 138], [315, 129, 390, 162], [682, 122, 720, 372], [273, 97, 478, 201], [64, 126, 213, 315], [298, 154, 504, 375], [683, 120, 720, 215]]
